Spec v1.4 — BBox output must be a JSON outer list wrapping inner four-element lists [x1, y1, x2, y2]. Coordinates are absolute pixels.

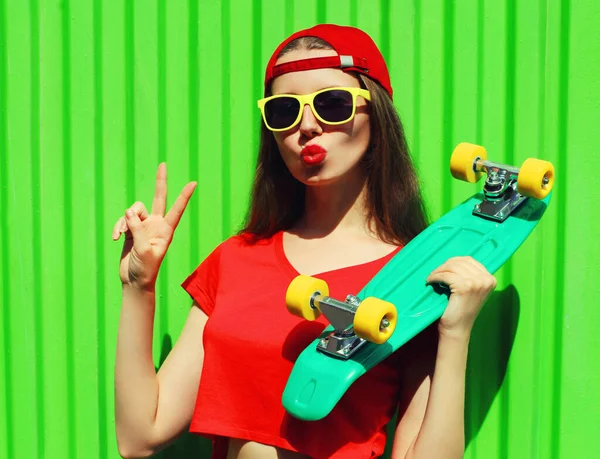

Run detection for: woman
[[113, 24, 496, 459]]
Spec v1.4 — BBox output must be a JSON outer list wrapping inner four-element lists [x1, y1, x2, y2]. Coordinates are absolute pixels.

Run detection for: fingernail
[[126, 209, 133, 218]]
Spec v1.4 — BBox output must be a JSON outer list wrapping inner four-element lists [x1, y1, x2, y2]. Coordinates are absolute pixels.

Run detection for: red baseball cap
[[264, 24, 393, 99]]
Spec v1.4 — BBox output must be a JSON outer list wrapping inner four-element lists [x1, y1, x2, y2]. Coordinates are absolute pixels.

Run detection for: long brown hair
[[239, 37, 428, 245]]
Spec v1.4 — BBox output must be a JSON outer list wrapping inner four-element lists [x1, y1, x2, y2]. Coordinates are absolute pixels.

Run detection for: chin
[[286, 150, 366, 186], [295, 167, 344, 186]]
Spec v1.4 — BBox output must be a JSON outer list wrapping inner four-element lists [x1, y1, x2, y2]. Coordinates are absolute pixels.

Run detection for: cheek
[[275, 142, 310, 184], [358, 118, 371, 145], [342, 116, 370, 151], [272, 132, 300, 169]]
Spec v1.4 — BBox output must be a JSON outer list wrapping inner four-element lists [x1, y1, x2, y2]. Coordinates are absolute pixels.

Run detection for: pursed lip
[[300, 144, 327, 166], [301, 144, 327, 156]]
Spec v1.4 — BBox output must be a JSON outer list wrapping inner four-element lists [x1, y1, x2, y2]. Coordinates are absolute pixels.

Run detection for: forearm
[[402, 331, 470, 459], [115, 285, 161, 456]]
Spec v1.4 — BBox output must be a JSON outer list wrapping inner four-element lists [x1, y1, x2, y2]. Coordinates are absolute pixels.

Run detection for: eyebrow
[[272, 85, 356, 96]]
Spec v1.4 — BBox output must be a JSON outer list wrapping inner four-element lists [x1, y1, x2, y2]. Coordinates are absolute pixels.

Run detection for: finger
[[115, 203, 149, 239], [125, 209, 150, 250], [112, 217, 125, 240], [128, 201, 150, 220], [430, 257, 480, 279], [463, 256, 489, 274], [123, 202, 150, 233], [152, 163, 168, 216], [428, 259, 456, 277], [451, 257, 491, 281], [165, 182, 197, 229], [428, 263, 496, 293], [426, 271, 461, 290]]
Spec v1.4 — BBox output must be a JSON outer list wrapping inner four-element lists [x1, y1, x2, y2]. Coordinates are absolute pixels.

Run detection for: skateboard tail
[[282, 348, 367, 420]]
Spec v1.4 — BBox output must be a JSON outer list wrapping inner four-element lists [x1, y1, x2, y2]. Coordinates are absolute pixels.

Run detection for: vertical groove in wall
[[221, 0, 231, 238], [551, 0, 570, 456], [30, 0, 44, 455], [61, 0, 76, 455], [284, 0, 293, 36], [476, 0, 484, 144], [252, 0, 262, 173], [469, 5, 485, 458], [0, 0, 13, 456], [125, 0, 135, 203], [442, 0, 454, 213], [317, 0, 326, 23], [157, 0, 169, 341], [380, 0, 390, 63], [504, 0, 516, 166], [350, 0, 358, 26], [188, 0, 199, 257], [412, 0, 421, 165], [531, 0, 548, 453], [93, 0, 108, 455], [532, 241, 543, 457], [499, 1, 517, 456], [158, 1, 166, 167]]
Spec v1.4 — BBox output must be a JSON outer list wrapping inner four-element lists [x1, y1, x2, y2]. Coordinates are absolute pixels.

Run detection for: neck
[[294, 170, 372, 238]]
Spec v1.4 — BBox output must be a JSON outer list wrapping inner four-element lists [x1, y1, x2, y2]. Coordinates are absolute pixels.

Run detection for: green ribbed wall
[[0, 0, 599, 458]]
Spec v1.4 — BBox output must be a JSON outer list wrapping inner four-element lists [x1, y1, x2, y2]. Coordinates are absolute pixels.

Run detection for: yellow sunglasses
[[257, 87, 371, 132]]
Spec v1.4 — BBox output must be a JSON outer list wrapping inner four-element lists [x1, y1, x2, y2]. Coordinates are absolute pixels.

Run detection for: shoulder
[[206, 231, 280, 263], [219, 231, 278, 251], [397, 323, 439, 369]]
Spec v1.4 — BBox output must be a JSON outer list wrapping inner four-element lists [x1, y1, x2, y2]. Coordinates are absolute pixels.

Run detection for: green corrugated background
[[1, 0, 599, 458]]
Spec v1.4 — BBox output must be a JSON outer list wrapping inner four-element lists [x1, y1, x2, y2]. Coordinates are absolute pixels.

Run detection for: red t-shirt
[[182, 231, 406, 459]]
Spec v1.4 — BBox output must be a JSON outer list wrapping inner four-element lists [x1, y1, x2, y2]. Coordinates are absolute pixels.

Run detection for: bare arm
[[115, 295, 207, 458], [392, 257, 497, 459], [391, 328, 469, 459], [112, 163, 202, 458]]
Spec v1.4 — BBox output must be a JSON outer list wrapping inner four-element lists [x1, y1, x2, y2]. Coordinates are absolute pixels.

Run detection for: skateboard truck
[[312, 294, 368, 359], [474, 161, 527, 222], [286, 277, 398, 360], [451, 143, 555, 222]]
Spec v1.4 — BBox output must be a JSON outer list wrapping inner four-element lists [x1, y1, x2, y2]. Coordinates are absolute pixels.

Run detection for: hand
[[426, 256, 497, 338], [111, 163, 197, 291]]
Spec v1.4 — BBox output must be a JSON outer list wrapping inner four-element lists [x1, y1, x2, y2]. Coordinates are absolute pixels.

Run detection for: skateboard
[[282, 142, 555, 421]]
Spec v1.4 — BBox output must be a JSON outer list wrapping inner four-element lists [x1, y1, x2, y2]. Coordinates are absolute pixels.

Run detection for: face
[[269, 49, 371, 186]]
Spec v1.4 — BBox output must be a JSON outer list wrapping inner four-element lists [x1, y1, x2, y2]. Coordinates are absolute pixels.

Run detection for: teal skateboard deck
[[283, 178, 552, 421]]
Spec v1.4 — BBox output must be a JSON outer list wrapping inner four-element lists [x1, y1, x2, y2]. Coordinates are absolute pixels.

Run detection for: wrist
[[122, 282, 157, 295], [438, 323, 472, 343]]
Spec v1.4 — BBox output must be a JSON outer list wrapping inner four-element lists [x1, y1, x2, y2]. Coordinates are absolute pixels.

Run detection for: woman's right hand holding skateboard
[[112, 163, 197, 292]]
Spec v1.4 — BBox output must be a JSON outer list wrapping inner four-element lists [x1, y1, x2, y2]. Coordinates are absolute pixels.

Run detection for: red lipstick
[[301, 144, 327, 166]]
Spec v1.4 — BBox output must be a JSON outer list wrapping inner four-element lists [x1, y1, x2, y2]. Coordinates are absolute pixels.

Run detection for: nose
[[298, 104, 323, 137]]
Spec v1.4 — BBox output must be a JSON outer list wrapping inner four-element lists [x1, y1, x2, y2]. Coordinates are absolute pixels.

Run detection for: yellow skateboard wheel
[[450, 142, 488, 183], [517, 158, 555, 199], [285, 275, 329, 321], [353, 297, 397, 344]]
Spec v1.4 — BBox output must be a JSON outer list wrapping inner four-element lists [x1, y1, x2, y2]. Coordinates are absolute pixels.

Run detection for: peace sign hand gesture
[[111, 163, 197, 292]]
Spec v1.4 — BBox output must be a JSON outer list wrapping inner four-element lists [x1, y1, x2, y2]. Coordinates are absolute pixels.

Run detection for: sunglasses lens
[[264, 97, 300, 130], [313, 89, 354, 123]]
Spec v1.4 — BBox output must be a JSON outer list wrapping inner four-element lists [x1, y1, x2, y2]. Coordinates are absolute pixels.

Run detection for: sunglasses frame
[[257, 87, 371, 132]]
